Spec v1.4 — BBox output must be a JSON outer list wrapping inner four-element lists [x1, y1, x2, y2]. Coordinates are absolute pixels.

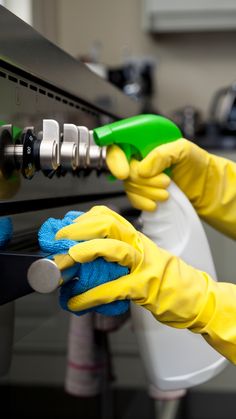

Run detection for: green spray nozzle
[[0, 120, 22, 141], [93, 114, 182, 163]]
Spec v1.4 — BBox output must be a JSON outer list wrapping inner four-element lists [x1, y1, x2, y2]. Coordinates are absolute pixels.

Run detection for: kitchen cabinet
[[142, 0, 236, 32]]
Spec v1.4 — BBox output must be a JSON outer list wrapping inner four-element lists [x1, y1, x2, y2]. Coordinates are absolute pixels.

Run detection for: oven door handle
[[0, 251, 54, 304], [27, 258, 64, 294]]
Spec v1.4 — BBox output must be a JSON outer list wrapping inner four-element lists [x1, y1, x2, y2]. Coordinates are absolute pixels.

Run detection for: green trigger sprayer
[[93, 114, 182, 163]]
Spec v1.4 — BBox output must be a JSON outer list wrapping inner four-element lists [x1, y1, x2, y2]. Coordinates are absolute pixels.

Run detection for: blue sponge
[[38, 211, 129, 316], [0, 217, 13, 248]]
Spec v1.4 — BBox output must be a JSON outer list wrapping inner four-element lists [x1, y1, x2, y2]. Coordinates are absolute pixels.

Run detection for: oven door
[[0, 5, 140, 393]]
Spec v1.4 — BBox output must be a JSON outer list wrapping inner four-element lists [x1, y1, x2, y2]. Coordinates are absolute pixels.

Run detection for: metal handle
[[27, 258, 62, 294], [0, 251, 55, 304]]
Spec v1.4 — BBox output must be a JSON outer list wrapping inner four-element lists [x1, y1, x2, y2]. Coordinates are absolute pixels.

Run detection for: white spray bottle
[[131, 181, 228, 395], [93, 114, 228, 396]]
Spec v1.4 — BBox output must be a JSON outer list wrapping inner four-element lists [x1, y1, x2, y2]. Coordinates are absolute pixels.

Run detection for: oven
[[0, 4, 140, 393]]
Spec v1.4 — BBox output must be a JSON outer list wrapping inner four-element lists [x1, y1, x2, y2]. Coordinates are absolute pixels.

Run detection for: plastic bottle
[[93, 113, 228, 394], [131, 181, 228, 393]]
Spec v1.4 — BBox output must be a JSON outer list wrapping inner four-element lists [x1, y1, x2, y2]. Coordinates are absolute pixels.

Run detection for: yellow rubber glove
[[137, 138, 236, 238], [56, 205, 236, 364], [106, 145, 171, 211]]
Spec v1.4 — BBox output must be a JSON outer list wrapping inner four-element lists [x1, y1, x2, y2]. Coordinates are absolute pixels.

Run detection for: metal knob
[[39, 120, 60, 170], [60, 124, 79, 170], [77, 125, 90, 169], [77, 126, 107, 170]]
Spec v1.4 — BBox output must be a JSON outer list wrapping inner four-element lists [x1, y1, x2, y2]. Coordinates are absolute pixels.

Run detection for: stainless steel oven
[[0, 5, 140, 382]]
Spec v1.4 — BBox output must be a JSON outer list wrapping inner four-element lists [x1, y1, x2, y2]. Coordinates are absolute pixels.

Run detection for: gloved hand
[[56, 205, 236, 364], [106, 145, 171, 211], [0, 217, 13, 248], [138, 138, 236, 238], [107, 140, 236, 239]]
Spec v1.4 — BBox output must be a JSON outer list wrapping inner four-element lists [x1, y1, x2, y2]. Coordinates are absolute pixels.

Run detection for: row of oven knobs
[[1, 120, 107, 179]]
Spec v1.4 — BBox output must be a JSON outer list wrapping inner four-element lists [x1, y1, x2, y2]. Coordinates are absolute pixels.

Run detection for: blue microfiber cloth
[[0, 217, 13, 248], [38, 211, 129, 316]]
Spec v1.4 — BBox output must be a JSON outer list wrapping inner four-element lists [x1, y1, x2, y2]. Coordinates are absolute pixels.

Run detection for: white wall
[[3, 0, 32, 24], [56, 0, 236, 119]]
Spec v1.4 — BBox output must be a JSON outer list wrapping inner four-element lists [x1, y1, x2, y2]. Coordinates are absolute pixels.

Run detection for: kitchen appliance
[[195, 82, 236, 150], [0, 5, 139, 379], [210, 82, 236, 132]]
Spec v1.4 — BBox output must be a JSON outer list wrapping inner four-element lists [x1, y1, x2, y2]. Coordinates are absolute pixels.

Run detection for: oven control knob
[[40, 120, 60, 171]]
